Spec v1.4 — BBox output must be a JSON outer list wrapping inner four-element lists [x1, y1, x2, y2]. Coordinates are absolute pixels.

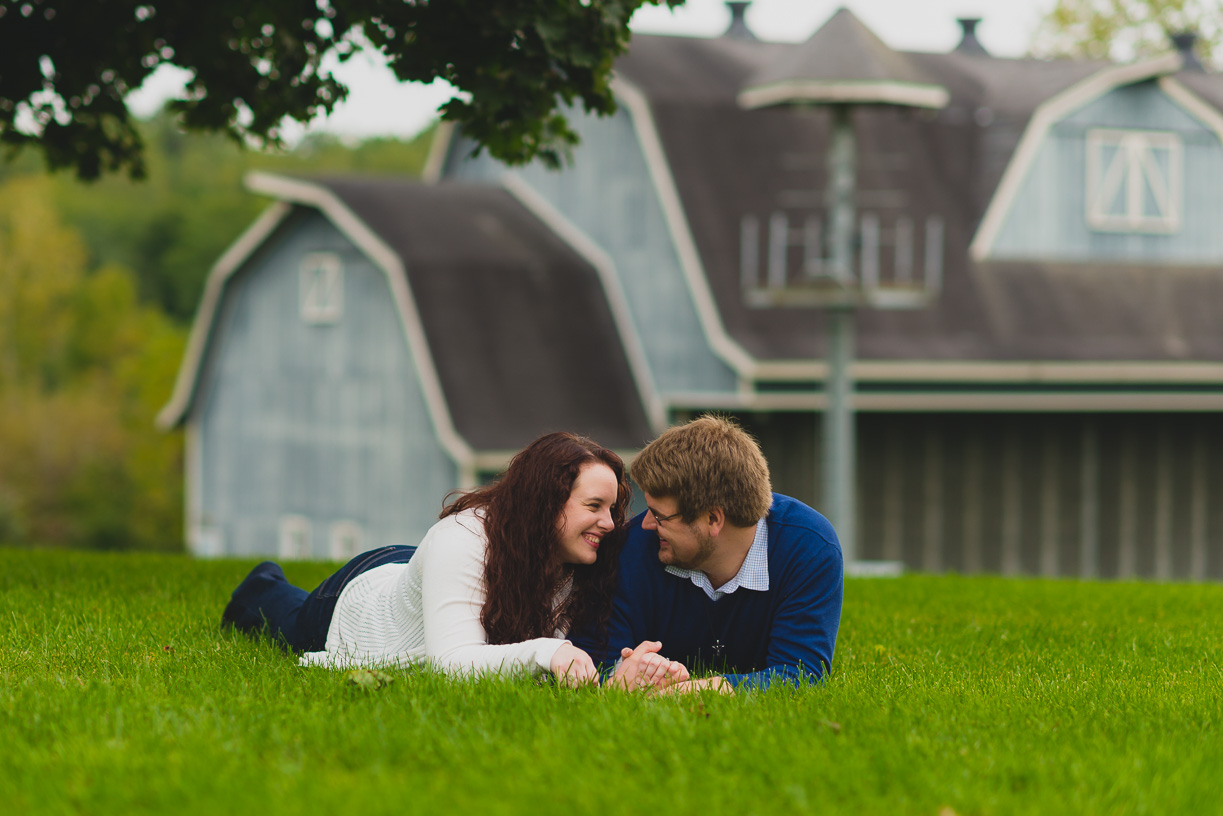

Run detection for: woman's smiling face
[[555, 463, 619, 565]]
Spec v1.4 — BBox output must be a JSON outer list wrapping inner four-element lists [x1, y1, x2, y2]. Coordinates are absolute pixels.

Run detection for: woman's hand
[[549, 643, 599, 687]]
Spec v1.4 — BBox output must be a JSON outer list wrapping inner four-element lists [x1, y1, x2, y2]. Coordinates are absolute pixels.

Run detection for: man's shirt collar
[[665, 519, 769, 601]]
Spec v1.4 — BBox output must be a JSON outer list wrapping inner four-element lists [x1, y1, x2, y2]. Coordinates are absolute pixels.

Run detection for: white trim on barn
[[970, 52, 1183, 261], [157, 201, 294, 429], [243, 172, 479, 486], [157, 172, 481, 486], [328, 520, 365, 561], [422, 120, 456, 185], [299, 251, 345, 323], [666, 388, 1223, 413], [1084, 128, 1183, 234], [851, 360, 1223, 383], [612, 75, 758, 380], [710, 358, 1223, 385], [278, 515, 313, 560], [1158, 76, 1223, 146], [184, 419, 207, 557], [738, 79, 949, 111], [498, 172, 667, 435]]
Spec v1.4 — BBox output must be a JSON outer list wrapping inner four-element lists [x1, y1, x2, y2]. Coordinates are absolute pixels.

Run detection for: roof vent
[[954, 17, 988, 56], [1171, 31, 1205, 71], [725, 1, 757, 41]]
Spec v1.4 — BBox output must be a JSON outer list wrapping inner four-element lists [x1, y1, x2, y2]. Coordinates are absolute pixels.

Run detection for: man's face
[[641, 493, 716, 571]]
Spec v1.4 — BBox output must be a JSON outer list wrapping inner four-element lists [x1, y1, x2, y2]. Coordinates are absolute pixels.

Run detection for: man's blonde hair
[[630, 415, 772, 527]]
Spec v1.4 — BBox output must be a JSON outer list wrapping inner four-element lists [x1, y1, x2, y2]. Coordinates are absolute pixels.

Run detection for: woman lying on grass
[[222, 432, 688, 688]]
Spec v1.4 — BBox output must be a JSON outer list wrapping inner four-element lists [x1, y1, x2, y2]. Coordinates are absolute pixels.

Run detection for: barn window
[[278, 515, 313, 560], [329, 521, 364, 561], [300, 252, 343, 323], [1085, 129, 1182, 233]]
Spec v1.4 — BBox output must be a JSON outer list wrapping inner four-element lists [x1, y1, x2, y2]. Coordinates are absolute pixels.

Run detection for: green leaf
[[345, 668, 395, 691]]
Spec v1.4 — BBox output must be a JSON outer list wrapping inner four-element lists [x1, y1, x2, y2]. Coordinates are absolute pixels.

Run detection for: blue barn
[[163, 6, 1223, 580]]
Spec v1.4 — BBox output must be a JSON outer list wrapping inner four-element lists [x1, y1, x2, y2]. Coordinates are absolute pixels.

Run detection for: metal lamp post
[[737, 7, 949, 572], [823, 104, 857, 562]]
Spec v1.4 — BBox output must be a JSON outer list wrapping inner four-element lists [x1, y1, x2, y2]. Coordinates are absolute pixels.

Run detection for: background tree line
[[0, 114, 432, 551]]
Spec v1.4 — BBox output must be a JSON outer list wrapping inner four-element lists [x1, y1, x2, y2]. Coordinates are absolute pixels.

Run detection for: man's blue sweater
[[573, 494, 844, 690]]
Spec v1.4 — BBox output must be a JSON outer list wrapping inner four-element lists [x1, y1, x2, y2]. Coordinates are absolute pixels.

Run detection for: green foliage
[[0, 0, 685, 180], [0, 111, 435, 550], [344, 668, 396, 691], [2, 112, 435, 322], [0, 176, 186, 550], [1032, 0, 1222, 65], [2, 557, 1221, 815]]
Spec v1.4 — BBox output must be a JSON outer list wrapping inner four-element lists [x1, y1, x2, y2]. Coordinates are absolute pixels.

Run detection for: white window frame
[[299, 252, 343, 323], [1085, 128, 1183, 234], [328, 521, 365, 562], [278, 515, 313, 560], [191, 525, 224, 559]]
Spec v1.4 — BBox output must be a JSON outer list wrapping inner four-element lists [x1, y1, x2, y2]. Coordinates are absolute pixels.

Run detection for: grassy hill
[[2, 549, 1220, 815]]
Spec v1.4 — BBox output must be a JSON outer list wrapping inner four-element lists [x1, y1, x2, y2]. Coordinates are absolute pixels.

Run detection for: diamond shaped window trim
[[1085, 128, 1183, 234], [300, 252, 344, 324]]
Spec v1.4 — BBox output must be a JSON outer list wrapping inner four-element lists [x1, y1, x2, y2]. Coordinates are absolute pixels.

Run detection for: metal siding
[[992, 82, 1223, 262], [192, 209, 456, 559], [446, 107, 737, 395], [1209, 439, 1223, 581], [730, 410, 1223, 581]]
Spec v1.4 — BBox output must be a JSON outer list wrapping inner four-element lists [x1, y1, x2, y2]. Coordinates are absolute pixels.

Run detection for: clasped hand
[[609, 640, 690, 692], [549, 640, 692, 691]]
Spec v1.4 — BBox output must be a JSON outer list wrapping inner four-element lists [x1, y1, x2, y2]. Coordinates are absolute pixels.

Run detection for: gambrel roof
[[160, 176, 659, 459], [607, 17, 1223, 379]]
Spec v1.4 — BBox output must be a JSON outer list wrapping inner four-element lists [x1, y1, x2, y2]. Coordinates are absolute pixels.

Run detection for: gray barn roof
[[615, 29, 1223, 366], [163, 177, 655, 454], [318, 178, 654, 451]]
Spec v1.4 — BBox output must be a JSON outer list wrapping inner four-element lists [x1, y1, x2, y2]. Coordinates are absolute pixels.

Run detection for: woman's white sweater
[[297, 509, 568, 675]]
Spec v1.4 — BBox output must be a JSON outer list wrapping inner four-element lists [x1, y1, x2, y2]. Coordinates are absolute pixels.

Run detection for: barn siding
[[725, 410, 1223, 582], [190, 208, 456, 559], [991, 81, 1223, 262], [445, 106, 739, 396]]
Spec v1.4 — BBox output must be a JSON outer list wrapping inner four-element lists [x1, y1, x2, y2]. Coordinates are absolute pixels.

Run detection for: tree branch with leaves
[[1032, 0, 1220, 66], [0, 0, 684, 180]]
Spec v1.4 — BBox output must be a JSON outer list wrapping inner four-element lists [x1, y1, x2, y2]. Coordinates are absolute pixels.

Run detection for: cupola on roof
[[738, 7, 949, 110]]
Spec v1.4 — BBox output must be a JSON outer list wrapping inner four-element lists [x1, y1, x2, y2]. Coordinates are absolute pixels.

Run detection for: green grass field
[[1, 548, 1220, 815]]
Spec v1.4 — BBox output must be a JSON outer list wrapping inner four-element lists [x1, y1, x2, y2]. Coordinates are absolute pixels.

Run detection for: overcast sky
[[128, 0, 1059, 143]]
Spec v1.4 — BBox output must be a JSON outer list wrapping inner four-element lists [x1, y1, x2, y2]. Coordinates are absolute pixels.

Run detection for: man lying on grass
[[573, 415, 844, 694]]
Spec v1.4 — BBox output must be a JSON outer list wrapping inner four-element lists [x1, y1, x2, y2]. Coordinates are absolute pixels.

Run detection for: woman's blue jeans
[[222, 545, 418, 652]]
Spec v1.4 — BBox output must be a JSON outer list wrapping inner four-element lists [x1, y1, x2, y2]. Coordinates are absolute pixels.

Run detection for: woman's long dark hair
[[442, 432, 631, 645]]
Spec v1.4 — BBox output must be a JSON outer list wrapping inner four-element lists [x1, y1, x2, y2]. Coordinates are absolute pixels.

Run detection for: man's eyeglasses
[[647, 507, 683, 525]]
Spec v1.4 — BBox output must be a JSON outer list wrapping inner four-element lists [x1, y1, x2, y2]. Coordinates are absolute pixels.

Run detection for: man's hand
[[609, 641, 690, 691], [549, 643, 599, 687], [654, 676, 735, 696]]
